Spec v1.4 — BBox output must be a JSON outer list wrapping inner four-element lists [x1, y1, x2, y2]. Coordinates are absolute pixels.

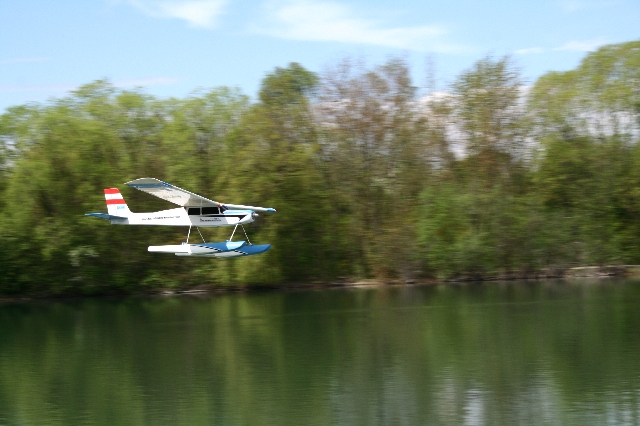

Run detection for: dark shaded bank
[[441, 265, 640, 282], [156, 264, 640, 292], [2, 265, 640, 302]]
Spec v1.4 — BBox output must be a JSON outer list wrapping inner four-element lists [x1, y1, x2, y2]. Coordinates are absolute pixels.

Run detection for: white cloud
[[554, 38, 607, 52], [514, 47, 544, 55], [1, 57, 49, 64], [127, 0, 227, 28], [253, 0, 460, 52]]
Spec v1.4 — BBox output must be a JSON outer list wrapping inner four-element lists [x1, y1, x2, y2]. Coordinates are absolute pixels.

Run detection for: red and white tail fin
[[104, 188, 132, 217]]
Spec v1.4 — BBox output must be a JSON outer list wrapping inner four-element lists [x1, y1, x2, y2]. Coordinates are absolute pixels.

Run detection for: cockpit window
[[202, 207, 220, 215], [220, 205, 228, 212], [187, 207, 200, 215]]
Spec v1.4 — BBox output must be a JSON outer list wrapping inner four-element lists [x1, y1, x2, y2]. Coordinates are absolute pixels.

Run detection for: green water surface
[[1, 280, 640, 425]]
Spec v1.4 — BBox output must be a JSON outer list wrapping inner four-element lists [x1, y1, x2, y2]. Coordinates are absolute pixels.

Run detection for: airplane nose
[[252, 212, 259, 219]]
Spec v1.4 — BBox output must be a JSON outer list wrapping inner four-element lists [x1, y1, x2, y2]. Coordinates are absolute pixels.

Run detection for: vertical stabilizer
[[104, 188, 131, 217]]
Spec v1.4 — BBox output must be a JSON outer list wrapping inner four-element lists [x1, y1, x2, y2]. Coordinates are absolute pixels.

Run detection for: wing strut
[[196, 227, 206, 243]]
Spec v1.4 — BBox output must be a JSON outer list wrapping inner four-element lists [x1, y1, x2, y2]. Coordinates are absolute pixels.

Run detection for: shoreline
[[2, 265, 640, 303]]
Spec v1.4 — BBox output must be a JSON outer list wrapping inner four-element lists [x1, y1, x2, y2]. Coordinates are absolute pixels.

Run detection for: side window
[[202, 207, 220, 215], [187, 207, 200, 216]]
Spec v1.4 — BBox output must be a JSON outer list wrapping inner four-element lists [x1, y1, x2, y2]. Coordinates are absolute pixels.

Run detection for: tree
[[529, 40, 640, 142], [452, 56, 527, 178], [216, 63, 334, 283], [530, 40, 640, 266], [317, 58, 428, 278]]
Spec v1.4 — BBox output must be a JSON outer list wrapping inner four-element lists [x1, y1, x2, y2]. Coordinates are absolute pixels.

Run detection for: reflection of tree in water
[[2, 281, 640, 424]]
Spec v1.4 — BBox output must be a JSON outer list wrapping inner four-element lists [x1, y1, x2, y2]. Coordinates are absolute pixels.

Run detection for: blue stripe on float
[[196, 241, 246, 252]]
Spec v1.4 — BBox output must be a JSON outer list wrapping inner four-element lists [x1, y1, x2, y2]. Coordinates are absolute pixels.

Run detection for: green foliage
[[1, 41, 640, 294], [529, 40, 640, 140], [453, 56, 525, 159], [317, 58, 427, 278], [229, 64, 333, 282], [259, 62, 319, 106]]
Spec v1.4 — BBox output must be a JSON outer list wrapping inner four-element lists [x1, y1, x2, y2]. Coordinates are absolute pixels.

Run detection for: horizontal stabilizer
[[85, 213, 128, 220]]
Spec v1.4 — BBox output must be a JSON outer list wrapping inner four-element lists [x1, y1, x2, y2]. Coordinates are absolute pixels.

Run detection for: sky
[[1, 0, 639, 112]]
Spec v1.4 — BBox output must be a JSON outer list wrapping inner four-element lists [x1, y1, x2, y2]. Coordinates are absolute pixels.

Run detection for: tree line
[[1, 40, 639, 295]]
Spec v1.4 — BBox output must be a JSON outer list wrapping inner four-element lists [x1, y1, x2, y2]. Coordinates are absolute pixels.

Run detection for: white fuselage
[[110, 207, 255, 227]]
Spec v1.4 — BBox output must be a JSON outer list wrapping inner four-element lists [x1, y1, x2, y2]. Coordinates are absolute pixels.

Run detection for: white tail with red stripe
[[104, 188, 131, 217]]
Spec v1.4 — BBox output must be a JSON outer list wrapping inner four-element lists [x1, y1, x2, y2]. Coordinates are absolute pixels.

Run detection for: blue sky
[[1, 0, 638, 111]]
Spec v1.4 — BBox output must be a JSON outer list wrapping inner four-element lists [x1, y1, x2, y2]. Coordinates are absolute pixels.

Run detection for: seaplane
[[85, 178, 275, 258]]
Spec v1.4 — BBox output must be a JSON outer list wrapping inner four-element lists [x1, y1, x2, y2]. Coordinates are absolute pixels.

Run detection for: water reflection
[[1, 280, 640, 425]]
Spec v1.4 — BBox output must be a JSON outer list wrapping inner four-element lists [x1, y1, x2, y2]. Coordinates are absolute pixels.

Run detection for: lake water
[[2, 279, 640, 425]]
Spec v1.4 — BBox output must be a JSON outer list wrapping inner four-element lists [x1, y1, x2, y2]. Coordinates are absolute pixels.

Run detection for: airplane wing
[[125, 178, 276, 212], [126, 178, 218, 207]]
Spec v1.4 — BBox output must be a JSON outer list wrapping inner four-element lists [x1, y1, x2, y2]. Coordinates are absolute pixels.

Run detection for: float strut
[[241, 225, 252, 245], [229, 223, 239, 242]]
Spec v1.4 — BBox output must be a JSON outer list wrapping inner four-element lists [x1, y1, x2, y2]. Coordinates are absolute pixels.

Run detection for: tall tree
[[317, 58, 427, 278], [216, 63, 333, 283], [419, 56, 535, 276], [452, 56, 527, 177], [530, 41, 640, 266], [529, 40, 640, 141]]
